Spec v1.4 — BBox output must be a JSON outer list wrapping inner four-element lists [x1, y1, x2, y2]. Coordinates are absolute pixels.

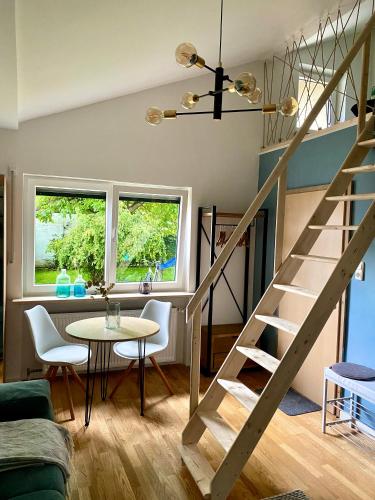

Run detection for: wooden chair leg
[[109, 360, 136, 399], [67, 365, 86, 393], [45, 365, 54, 380], [149, 356, 174, 395], [62, 366, 75, 421], [50, 366, 59, 383]]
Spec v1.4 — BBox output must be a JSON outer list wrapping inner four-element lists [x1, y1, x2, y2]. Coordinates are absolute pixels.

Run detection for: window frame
[[297, 63, 347, 131], [23, 175, 190, 296]]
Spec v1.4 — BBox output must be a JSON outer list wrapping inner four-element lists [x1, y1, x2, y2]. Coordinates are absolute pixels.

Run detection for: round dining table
[[66, 316, 160, 426]]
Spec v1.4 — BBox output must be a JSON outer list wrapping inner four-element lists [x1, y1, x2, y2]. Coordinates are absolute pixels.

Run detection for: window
[[116, 196, 180, 283], [296, 64, 346, 131], [23, 176, 189, 295], [297, 76, 332, 130], [34, 189, 106, 285]]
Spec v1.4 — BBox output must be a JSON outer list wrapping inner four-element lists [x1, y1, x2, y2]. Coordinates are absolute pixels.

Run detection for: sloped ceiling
[[9, 0, 363, 123]]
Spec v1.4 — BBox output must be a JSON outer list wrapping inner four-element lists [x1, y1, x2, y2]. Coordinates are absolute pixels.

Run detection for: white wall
[[0, 0, 18, 129], [1, 61, 264, 380]]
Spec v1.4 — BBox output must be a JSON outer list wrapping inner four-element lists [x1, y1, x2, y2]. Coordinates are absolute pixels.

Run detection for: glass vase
[[105, 301, 120, 330]]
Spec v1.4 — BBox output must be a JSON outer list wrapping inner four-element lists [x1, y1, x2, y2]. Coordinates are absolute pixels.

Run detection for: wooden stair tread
[[198, 411, 237, 452], [236, 345, 280, 373], [308, 225, 359, 231], [273, 283, 318, 299], [217, 377, 259, 412], [357, 139, 375, 148], [291, 254, 338, 264], [326, 193, 375, 201], [255, 314, 300, 335], [180, 444, 214, 498], [342, 164, 375, 174]]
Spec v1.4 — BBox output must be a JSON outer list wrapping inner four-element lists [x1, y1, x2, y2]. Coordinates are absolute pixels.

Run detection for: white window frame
[[23, 174, 190, 296], [297, 63, 347, 130]]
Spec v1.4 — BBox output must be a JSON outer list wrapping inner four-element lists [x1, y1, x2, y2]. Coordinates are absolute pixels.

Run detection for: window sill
[[13, 291, 194, 305]]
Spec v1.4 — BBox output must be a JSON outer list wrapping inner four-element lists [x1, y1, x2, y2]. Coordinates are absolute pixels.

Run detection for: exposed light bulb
[[279, 96, 299, 116], [247, 87, 262, 104], [145, 106, 164, 126], [234, 72, 256, 97], [181, 92, 199, 109], [227, 82, 236, 93], [145, 107, 177, 126], [175, 42, 205, 68]]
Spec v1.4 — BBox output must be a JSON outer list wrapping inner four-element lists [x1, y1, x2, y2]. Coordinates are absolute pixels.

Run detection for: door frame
[[283, 183, 351, 368]]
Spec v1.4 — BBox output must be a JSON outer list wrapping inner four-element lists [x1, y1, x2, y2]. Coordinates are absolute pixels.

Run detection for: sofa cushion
[[10, 491, 65, 500], [0, 380, 54, 422], [0, 464, 65, 500]]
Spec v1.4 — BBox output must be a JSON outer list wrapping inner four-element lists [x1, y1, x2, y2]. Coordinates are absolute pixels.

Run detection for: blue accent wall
[[255, 124, 375, 426]]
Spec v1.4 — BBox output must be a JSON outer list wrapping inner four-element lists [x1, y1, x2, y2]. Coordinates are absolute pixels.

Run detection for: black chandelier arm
[[221, 108, 262, 113], [198, 88, 230, 99], [175, 108, 263, 117], [176, 111, 214, 116], [204, 63, 217, 73]]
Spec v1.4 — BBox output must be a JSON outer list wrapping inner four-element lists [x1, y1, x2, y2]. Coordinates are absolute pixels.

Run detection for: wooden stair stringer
[[182, 115, 375, 446], [210, 200, 375, 500]]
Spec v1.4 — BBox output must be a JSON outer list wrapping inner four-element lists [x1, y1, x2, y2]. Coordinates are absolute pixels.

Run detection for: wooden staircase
[[181, 12, 375, 500]]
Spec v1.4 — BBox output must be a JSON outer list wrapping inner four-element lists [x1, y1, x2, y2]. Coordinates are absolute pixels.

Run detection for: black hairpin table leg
[[138, 339, 146, 416], [85, 341, 98, 427], [85, 340, 112, 426]]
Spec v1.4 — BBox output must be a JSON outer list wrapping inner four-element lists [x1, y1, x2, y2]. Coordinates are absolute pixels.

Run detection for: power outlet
[[354, 261, 365, 281]]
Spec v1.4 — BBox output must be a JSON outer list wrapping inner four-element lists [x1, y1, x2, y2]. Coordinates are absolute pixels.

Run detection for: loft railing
[[186, 12, 375, 416]]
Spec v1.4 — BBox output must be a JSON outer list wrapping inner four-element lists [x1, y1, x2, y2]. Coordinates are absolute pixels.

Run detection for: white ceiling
[[14, 0, 359, 121]]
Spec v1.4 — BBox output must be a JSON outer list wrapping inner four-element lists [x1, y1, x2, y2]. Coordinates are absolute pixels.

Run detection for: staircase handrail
[[187, 11, 375, 321]]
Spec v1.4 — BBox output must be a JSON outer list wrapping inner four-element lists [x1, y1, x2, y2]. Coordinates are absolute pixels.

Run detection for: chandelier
[[145, 0, 298, 126]]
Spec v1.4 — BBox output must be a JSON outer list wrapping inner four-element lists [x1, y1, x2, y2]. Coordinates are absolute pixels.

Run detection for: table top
[[66, 316, 160, 342]]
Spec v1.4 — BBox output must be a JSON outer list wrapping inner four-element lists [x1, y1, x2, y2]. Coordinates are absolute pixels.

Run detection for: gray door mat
[[255, 387, 321, 416], [263, 490, 309, 499], [279, 388, 321, 416]]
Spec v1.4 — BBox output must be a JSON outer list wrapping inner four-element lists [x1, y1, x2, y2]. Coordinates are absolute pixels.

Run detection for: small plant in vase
[[86, 281, 120, 329]]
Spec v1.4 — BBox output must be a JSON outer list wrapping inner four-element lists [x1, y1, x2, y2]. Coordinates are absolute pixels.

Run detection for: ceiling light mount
[[146, 0, 298, 126]]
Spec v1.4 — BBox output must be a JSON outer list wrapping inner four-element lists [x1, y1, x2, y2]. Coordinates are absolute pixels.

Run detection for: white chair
[[25, 305, 89, 420], [110, 300, 173, 398]]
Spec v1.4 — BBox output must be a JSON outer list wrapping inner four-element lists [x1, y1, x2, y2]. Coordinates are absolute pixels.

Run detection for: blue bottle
[[56, 269, 71, 298], [74, 275, 86, 298]]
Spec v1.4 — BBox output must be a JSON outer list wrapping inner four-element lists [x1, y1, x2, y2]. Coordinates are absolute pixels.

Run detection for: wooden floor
[[48, 365, 375, 500]]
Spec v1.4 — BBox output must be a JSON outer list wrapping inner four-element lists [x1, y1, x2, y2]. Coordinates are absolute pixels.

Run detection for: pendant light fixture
[[145, 0, 298, 126]]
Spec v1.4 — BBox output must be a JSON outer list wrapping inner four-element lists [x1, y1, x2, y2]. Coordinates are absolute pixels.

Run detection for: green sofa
[[0, 380, 66, 500]]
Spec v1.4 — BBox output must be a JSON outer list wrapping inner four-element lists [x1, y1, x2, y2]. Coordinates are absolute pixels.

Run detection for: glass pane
[[297, 77, 330, 130], [116, 198, 180, 283], [34, 192, 106, 285]]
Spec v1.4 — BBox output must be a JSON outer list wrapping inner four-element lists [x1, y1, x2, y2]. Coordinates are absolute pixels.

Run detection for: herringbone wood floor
[[49, 364, 375, 500]]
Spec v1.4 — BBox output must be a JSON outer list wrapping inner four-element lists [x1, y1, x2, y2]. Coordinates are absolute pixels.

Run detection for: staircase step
[[217, 377, 259, 412], [236, 345, 280, 373], [255, 314, 300, 335], [357, 139, 375, 148], [273, 283, 319, 299], [342, 164, 375, 174], [198, 411, 237, 452], [180, 444, 214, 498], [308, 225, 359, 231], [326, 193, 375, 201], [291, 253, 339, 264]]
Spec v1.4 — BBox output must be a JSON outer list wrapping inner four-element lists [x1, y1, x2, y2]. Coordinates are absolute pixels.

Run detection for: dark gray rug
[[263, 490, 309, 499], [255, 387, 321, 416], [279, 388, 321, 416]]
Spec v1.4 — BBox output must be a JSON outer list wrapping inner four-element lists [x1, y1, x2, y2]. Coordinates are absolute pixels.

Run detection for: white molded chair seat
[[110, 300, 174, 398], [25, 304, 89, 366], [113, 341, 164, 360], [41, 344, 89, 365], [25, 304, 90, 421]]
